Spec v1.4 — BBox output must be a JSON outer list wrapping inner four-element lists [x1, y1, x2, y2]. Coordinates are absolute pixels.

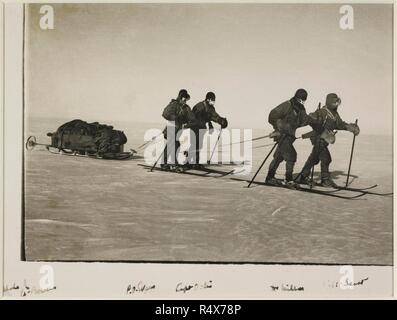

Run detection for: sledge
[[25, 119, 137, 160]]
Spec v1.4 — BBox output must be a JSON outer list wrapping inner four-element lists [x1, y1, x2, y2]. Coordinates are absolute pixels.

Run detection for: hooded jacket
[[268, 99, 313, 137], [192, 101, 225, 129], [162, 99, 196, 129], [309, 94, 348, 133], [309, 107, 348, 133]]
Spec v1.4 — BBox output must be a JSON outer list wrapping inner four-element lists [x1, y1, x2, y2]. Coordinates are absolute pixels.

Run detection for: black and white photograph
[[1, 1, 395, 299]]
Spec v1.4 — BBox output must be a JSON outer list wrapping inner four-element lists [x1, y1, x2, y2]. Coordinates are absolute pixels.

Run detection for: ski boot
[[283, 171, 299, 189], [174, 165, 185, 173], [191, 164, 205, 170], [173, 163, 192, 173], [296, 175, 314, 187], [321, 177, 338, 188], [160, 164, 171, 171], [265, 176, 283, 186], [284, 180, 300, 189]]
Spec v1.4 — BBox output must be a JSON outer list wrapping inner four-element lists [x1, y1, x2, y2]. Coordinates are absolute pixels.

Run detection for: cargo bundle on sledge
[[26, 119, 136, 160]]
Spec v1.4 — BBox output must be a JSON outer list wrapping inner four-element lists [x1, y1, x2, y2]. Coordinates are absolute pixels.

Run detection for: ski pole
[[294, 102, 322, 184], [150, 145, 166, 172], [247, 138, 281, 188], [309, 103, 322, 189], [309, 165, 315, 189], [207, 129, 222, 164], [345, 119, 358, 187], [293, 147, 314, 184]]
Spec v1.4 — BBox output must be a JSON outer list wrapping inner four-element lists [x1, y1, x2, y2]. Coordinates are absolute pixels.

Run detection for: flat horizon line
[[26, 115, 393, 137]]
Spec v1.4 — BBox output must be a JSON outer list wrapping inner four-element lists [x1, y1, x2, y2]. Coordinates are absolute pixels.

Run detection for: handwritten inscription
[[4, 280, 56, 297], [326, 277, 369, 289], [176, 280, 213, 293], [270, 283, 304, 292], [126, 281, 156, 295]]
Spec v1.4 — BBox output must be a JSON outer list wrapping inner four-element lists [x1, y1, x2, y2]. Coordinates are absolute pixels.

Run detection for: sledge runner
[[296, 93, 360, 187], [189, 92, 228, 166], [161, 89, 196, 169], [264, 89, 318, 187]]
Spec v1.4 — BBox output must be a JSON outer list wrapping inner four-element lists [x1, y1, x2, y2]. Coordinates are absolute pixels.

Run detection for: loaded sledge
[[25, 119, 137, 160]]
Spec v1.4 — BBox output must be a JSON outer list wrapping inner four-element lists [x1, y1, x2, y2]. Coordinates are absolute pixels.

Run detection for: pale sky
[[26, 3, 393, 135]]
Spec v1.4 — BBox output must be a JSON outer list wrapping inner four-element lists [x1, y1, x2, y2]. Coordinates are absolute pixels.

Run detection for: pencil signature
[[126, 281, 156, 294], [270, 283, 304, 292], [4, 280, 56, 297], [326, 277, 369, 289], [176, 280, 213, 293]]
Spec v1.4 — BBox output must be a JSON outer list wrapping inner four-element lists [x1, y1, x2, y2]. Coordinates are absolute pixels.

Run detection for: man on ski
[[189, 92, 228, 166], [296, 93, 360, 187], [161, 89, 196, 168], [265, 88, 317, 187]]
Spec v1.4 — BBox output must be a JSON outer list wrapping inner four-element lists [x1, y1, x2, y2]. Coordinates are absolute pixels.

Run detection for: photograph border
[[1, 0, 395, 299]]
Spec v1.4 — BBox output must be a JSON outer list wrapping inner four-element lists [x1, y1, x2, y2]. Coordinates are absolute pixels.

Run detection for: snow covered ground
[[24, 117, 393, 265]]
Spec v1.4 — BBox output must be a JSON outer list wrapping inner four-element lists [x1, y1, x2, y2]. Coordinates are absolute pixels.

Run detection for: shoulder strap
[[324, 106, 337, 121]]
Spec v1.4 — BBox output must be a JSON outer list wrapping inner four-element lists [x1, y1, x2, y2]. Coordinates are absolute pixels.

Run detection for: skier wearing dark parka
[[189, 92, 228, 166], [265, 89, 318, 186], [161, 89, 196, 168], [296, 93, 360, 187]]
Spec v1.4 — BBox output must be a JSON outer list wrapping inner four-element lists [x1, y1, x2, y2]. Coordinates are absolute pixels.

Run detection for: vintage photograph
[[23, 3, 393, 267]]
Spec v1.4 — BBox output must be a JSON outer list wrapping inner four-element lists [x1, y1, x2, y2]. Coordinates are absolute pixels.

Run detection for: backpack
[[162, 100, 180, 121]]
